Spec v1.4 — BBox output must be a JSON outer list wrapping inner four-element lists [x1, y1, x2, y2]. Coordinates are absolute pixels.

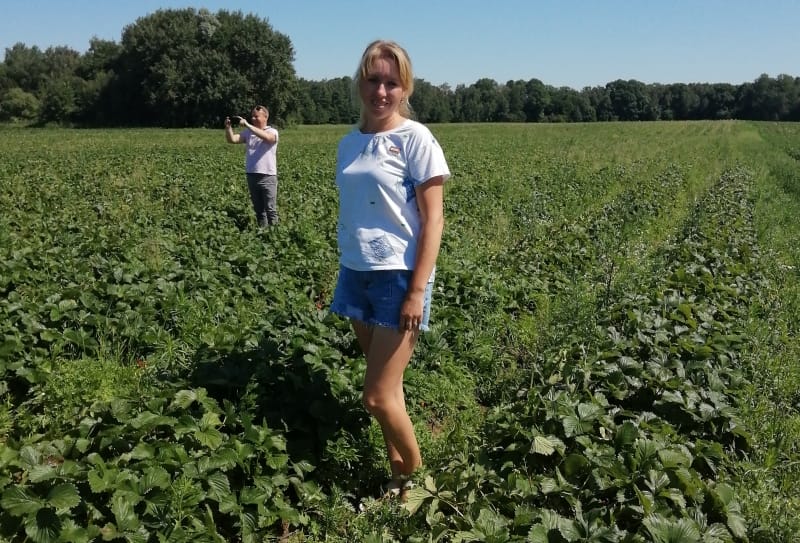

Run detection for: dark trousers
[[246, 173, 278, 227]]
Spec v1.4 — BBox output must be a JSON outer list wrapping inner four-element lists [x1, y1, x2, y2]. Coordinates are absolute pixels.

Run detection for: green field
[[1, 121, 799, 542]]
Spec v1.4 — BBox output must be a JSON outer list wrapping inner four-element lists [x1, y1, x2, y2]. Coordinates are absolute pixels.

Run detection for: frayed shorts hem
[[330, 265, 433, 332]]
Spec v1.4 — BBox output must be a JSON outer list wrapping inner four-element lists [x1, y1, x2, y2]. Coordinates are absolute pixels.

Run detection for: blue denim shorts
[[330, 265, 433, 331]]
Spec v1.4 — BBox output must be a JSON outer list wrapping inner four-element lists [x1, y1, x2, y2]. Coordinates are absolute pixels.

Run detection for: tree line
[[1, 8, 798, 127]]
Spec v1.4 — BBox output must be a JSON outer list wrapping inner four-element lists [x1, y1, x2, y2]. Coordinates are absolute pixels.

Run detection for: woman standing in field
[[224, 105, 280, 227], [330, 40, 450, 501]]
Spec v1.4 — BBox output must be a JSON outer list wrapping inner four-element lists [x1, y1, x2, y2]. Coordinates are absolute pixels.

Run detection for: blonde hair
[[354, 40, 415, 127]]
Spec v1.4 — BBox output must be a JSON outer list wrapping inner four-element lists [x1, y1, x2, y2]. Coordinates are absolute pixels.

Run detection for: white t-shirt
[[335, 119, 451, 271], [242, 127, 278, 175]]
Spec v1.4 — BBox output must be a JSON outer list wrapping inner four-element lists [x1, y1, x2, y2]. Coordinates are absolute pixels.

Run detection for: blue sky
[[2, 0, 798, 89]]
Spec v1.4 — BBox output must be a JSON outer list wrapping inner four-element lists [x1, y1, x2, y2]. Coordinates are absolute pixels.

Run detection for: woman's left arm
[[400, 176, 445, 323]]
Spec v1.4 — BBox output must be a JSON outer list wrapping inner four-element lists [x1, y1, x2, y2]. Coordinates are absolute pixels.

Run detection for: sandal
[[381, 475, 415, 503]]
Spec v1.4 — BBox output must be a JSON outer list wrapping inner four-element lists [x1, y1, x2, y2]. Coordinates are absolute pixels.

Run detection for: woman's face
[[359, 56, 405, 132]]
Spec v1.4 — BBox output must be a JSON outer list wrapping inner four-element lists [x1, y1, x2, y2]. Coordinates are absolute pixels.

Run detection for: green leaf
[[130, 442, 157, 459], [141, 466, 171, 492], [562, 453, 590, 478], [402, 486, 433, 515], [577, 402, 603, 420], [539, 509, 562, 530], [563, 415, 581, 436], [661, 488, 687, 510], [199, 411, 223, 429], [59, 519, 92, 543], [711, 482, 735, 505], [129, 411, 176, 430], [206, 471, 232, 501], [473, 507, 510, 538], [527, 524, 549, 543], [558, 518, 582, 542], [658, 448, 691, 469], [24, 507, 61, 543], [726, 513, 747, 539], [20, 445, 41, 466], [711, 483, 747, 539], [47, 483, 81, 510], [28, 464, 59, 483], [634, 487, 654, 516], [645, 470, 670, 494], [172, 389, 198, 409], [614, 421, 639, 448], [540, 478, 559, 494], [202, 504, 227, 543], [58, 299, 79, 312], [424, 474, 437, 493], [642, 515, 700, 543], [241, 510, 258, 543], [195, 427, 225, 450], [2, 485, 44, 515], [99, 521, 119, 541], [674, 468, 704, 500], [111, 493, 140, 532], [39, 329, 60, 342], [87, 465, 117, 493], [532, 435, 556, 456]]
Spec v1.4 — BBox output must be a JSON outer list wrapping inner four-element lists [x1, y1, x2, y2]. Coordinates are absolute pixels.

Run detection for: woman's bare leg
[[352, 320, 421, 478]]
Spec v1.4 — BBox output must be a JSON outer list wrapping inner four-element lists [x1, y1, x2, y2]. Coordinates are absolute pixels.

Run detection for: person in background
[[330, 40, 451, 502], [224, 105, 280, 227]]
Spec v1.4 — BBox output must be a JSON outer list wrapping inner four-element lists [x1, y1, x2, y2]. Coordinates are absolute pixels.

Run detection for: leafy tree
[[502, 80, 527, 122], [0, 87, 39, 120], [454, 78, 500, 122], [37, 76, 80, 124], [42, 46, 81, 81], [705, 83, 737, 119], [740, 73, 799, 121], [524, 78, 550, 122], [113, 8, 296, 127], [584, 85, 613, 121], [77, 38, 122, 81], [294, 77, 357, 124], [606, 79, 658, 121], [412, 79, 452, 123], [2, 43, 48, 93], [548, 86, 595, 122], [328, 77, 358, 124], [658, 83, 700, 120], [72, 38, 123, 125]]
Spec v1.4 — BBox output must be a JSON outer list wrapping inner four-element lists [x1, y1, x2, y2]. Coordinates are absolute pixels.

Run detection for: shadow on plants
[[189, 333, 372, 485], [223, 204, 254, 232]]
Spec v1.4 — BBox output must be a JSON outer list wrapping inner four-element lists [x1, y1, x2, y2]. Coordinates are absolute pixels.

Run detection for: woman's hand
[[400, 290, 425, 331]]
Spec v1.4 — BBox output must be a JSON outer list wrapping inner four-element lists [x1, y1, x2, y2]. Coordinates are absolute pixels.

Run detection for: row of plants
[[387, 157, 760, 541], [0, 128, 346, 541]]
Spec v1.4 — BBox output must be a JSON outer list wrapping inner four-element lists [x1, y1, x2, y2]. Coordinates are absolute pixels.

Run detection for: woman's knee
[[362, 390, 393, 419]]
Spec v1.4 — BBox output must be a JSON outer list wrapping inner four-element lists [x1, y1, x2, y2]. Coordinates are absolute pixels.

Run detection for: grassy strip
[[730, 123, 800, 542]]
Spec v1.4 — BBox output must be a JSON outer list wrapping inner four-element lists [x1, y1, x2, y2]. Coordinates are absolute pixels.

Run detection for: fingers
[[401, 316, 421, 331]]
